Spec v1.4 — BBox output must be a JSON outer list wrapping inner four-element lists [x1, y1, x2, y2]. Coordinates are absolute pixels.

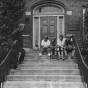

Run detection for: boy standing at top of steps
[[39, 36, 51, 56]]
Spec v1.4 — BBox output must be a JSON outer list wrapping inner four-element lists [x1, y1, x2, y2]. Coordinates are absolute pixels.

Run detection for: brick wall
[[22, 0, 87, 48]]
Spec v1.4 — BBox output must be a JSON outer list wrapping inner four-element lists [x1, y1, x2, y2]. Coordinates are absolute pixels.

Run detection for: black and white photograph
[[0, 0, 88, 88]]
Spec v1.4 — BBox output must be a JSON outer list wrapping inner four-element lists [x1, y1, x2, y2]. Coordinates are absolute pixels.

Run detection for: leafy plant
[[0, 0, 25, 63]]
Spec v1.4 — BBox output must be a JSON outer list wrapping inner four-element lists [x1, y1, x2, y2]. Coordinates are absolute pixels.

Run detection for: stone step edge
[[8, 75, 81, 77], [17, 68, 78, 70], [22, 64, 78, 65], [24, 59, 76, 61], [23, 60, 76, 62], [16, 69, 79, 71], [24, 61, 76, 62], [19, 65, 78, 67], [21, 63, 78, 65], [3, 81, 83, 84], [19, 64, 78, 66], [11, 69, 79, 71]]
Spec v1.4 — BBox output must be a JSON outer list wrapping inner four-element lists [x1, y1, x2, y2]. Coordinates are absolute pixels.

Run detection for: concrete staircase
[[3, 50, 84, 88]]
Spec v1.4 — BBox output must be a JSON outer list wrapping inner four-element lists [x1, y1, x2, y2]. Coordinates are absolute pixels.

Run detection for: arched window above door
[[33, 4, 64, 14]]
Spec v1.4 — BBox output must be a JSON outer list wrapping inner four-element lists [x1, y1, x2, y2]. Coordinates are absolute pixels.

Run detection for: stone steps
[[10, 69, 80, 75], [25, 54, 75, 60], [24, 58, 75, 62], [25, 55, 39, 59], [19, 63, 78, 67], [22, 62, 77, 66], [25, 53, 39, 56], [18, 65, 78, 69], [22, 60, 76, 65], [18, 63, 78, 67], [3, 81, 84, 88], [7, 75, 81, 82], [3, 51, 84, 88]]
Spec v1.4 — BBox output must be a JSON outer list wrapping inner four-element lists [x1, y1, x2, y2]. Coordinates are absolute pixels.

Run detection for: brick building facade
[[21, 0, 87, 49]]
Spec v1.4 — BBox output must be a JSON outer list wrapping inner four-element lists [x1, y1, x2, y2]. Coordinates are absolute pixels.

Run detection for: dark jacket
[[51, 38, 56, 47], [12, 31, 23, 49], [65, 38, 73, 46]]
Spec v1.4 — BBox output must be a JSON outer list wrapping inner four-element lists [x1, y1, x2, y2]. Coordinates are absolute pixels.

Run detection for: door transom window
[[33, 5, 64, 14]]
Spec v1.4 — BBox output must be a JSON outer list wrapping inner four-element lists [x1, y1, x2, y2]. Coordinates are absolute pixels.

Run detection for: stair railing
[[0, 44, 16, 86], [73, 35, 88, 87]]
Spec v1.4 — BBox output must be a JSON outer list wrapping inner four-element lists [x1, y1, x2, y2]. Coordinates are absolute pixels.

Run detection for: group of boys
[[39, 34, 75, 59]]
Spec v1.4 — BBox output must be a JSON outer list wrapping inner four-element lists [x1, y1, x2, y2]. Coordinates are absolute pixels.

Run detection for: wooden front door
[[40, 16, 57, 42]]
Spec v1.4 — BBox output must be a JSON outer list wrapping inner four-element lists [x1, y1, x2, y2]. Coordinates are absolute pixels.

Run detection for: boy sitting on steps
[[57, 34, 66, 59], [39, 36, 51, 56], [64, 35, 75, 59], [50, 37, 57, 56]]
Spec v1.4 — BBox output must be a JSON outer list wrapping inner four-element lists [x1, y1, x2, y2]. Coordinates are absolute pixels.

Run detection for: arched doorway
[[33, 4, 65, 49]]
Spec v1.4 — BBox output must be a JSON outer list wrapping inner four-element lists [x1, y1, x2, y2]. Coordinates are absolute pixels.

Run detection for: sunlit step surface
[[22, 60, 76, 65], [18, 63, 78, 68], [19, 63, 78, 68], [7, 75, 81, 82], [3, 81, 84, 88], [10, 69, 80, 75], [18, 65, 78, 69]]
